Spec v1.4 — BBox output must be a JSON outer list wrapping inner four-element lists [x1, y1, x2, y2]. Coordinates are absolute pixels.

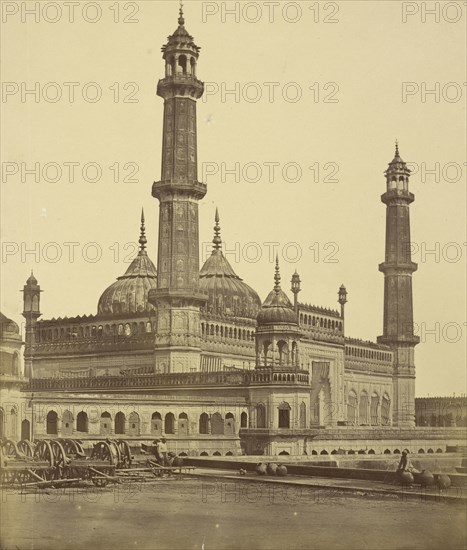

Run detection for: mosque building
[[1, 7, 462, 456]]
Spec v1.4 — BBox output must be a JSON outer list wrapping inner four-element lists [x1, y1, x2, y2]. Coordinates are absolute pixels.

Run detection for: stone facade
[[3, 10, 454, 456]]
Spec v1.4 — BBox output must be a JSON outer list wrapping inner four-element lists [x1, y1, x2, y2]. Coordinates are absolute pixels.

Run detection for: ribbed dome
[[0, 311, 20, 336], [257, 260, 298, 326], [97, 212, 157, 316], [199, 210, 261, 319]]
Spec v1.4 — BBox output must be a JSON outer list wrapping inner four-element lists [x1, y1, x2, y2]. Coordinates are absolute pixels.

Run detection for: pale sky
[[1, 1, 466, 397]]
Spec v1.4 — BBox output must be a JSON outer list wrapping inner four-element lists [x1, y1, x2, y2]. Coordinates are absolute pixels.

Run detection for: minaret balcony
[[381, 189, 415, 205], [152, 180, 207, 200], [377, 334, 420, 346], [378, 261, 418, 274], [157, 75, 204, 99]]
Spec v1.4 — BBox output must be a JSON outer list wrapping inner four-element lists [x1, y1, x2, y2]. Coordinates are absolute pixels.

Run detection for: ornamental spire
[[178, 0, 185, 25], [395, 139, 399, 158], [212, 208, 222, 252], [274, 255, 281, 292], [139, 208, 147, 252]]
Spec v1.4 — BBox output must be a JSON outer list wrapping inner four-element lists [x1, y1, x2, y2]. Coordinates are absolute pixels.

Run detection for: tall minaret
[[148, 5, 207, 373], [22, 272, 42, 378], [377, 142, 420, 427]]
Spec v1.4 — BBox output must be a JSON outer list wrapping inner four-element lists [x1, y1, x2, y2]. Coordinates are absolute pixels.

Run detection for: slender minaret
[[148, 5, 207, 373], [338, 284, 347, 319], [377, 142, 419, 427], [290, 271, 301, 314], [22, 272, 42, 378]]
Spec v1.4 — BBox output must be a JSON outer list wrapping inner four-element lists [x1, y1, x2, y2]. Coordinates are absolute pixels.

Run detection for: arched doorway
[[178, 413, 188, 435], [128, 412, 140, 436], [76, 411, 88, 433], [225, 413, 235, 435], [256, 404, 266, 428], [46, 411, 58, 435], [211, 413, 224, 435], [115, 412, 126, 435], [165, 413, 175, 434], [278, 402, 290, 428], [21, 419, 30, 441], [151, 412, 162, 435], [240, 411, 248, 428], [100, 412, 112, 435], [199, 413, 209, 434]]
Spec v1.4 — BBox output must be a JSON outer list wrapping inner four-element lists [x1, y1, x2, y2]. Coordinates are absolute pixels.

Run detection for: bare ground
[[1, 477, 466, 550]]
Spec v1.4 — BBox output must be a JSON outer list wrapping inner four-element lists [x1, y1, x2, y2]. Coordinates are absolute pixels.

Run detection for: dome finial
[[178, 0, 185, 25], [139, 208, 147, 252], [395, 139, 399, 157], [212, 207, 222, 252], [274, 255, 281, 292]]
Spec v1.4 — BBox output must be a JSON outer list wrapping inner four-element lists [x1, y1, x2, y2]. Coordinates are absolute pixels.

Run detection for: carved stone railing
[[25, 368, 309, 392]]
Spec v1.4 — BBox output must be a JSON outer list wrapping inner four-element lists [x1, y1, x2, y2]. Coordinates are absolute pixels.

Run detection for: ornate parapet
[[24, 367, 309, 393]]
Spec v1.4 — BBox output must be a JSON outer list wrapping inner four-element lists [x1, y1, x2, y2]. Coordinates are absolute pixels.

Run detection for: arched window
[[165, 412, 175, 434], [151, 412, 162, 434], [278, 402, 291, 429], [199, 413, 209, 434], [240, 411, 248, 428], [76, 411, 88, 433], [370, 393, 379, 425], [62, 410, 74, 436], [178, 412, 188, 435], [46, 410, 58, 435], [225, 412, 235, 435], [381, 394, 391, 425], [128, 412, 140, 436], [256, 404, 266, 428], [100, 412, 112, 435], [347, 391, 357, 425], [178, 54, 187, 75], [359, 391, 369, 425], [115, 412, 126, 435], [211, 412, 224, 435]]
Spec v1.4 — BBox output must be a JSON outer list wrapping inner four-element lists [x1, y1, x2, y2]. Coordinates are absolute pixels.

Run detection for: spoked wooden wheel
[[18, 439, 35, 457], [58, 438, 85, 457], [33, 440, 55, 480], [3, 439, 21, 458], [91, 468, 110, 487], [115, 440, 132, 468], [91, 441, 119, 466], [49, 440, 70, 480]]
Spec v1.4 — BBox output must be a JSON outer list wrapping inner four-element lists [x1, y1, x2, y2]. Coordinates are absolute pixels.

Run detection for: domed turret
[[0, 311, 20, 336], [98, 211, 158, 315], [199, 209, 261, 319], [257, 258, 298, 326]]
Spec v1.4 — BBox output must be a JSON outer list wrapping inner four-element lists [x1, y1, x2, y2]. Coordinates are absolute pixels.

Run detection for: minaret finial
[[274, 255, 281, 292], [139, 208, 147, 252], [178, 1, 185, 25], [212, 208, 222, 252], [395, 139, 399, 157]]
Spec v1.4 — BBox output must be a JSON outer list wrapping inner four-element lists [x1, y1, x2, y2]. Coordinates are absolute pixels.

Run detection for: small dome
[[0, 311, 20, 336], [199, 210, 261, 319], [97, 212, 157, 316], [257, 260, 298, 326], [26, 271, 38, 286]]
